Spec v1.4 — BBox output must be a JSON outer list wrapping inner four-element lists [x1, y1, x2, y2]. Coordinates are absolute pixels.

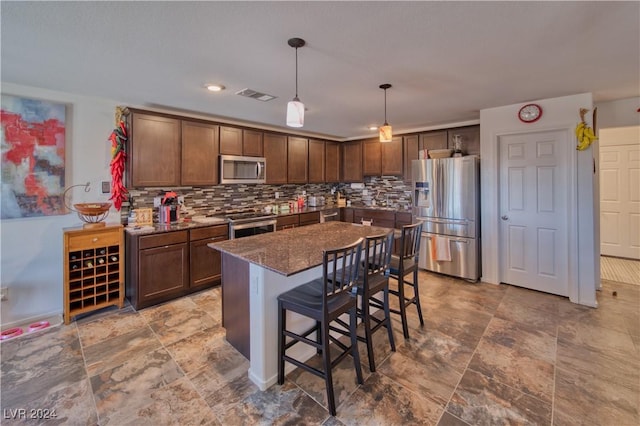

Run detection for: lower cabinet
[[126, 225, 227, 310], [276, 214, 299, 230], [190, 225, 228, 291], [298, 211, 320, 226]]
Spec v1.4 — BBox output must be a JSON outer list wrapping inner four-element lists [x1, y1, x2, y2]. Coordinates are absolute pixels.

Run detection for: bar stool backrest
[[364, 231, 395, 279], [323, 237, 364, 303], [400, 222, 423, 262]]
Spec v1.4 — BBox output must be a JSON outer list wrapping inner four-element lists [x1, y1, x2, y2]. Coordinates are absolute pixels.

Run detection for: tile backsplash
[[124, 176, 412, 222]]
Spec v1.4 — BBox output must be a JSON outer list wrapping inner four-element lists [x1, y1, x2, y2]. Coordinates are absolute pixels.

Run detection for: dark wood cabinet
[[189, 225, 228, 291], [308, 139, 325, 183], [325, 141, 340, 183], [126, 231, 189, 309], [127, 110, 181, 187], [276, 214, 299, 230], [264, 133, 288, 184], [288, 136, 308, 183], [404, 134, 419, 182], [342, 141, 363, 182], [219, 126, 243, 156], [243, 129, 263, 157], [419, 130, 448, 156], [353, 209, 395, 228], [381, 136, 403, 175], [363, 138, 382, 176], [448, 125, 480, 156], [299, 211, 320, 226], [342, 207, 354, 223], [181, 120, 219, 186]]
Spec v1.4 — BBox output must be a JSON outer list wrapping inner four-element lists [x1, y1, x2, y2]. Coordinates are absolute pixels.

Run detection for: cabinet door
[[129, 112, 181, 187], [419, 130, 448, 157], [264, 133, 288, 184], [243, 129, 263, 157], [181, 120, 219, 186], [363, 138, 382, 176], [325, 141, 340, 183], [219, 126, 243, 156], [276, 214, 299, 230], [342, 141, 363, 182], [342, 208, 354, 223], [381, 136, 403, 175], [308, 139, 325, 183], [138, 243, 188, 303], [287, 136, 308, 183], [403, 134, 419, 182], [190, 235, 227, 290], [448, 125, 480, 156]]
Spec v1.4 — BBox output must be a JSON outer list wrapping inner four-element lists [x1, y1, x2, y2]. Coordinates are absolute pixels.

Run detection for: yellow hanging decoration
[[575, 107, 598, 151]]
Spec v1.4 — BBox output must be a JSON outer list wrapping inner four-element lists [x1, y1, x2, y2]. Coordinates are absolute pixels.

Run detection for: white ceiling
[[2, 1, 638, 140]]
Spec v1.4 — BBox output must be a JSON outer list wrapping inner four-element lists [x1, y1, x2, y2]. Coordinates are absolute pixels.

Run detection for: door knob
[[501, 215, 509, 221]]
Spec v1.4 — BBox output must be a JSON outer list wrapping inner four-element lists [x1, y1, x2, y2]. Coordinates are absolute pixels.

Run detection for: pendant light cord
[[294, 47, 299, 100], [384, 87, 388, 125]]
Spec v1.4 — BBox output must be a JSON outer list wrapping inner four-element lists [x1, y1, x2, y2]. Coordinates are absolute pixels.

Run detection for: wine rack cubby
[[63, 225, 124, 324]]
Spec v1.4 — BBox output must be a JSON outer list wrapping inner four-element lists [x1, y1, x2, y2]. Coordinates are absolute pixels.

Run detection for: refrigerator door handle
[[419, 218, 469, 226], [449, 239, 470, 244]]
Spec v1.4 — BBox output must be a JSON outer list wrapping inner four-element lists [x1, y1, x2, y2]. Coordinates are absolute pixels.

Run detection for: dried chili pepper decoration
[[108, 120, 128, 210]]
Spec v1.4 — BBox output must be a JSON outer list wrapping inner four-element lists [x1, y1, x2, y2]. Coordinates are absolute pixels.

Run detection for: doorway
[[498, 129, 570, 296]]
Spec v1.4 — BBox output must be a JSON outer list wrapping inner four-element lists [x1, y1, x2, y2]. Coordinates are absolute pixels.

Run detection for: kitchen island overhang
[[209, 221, 397, 390]]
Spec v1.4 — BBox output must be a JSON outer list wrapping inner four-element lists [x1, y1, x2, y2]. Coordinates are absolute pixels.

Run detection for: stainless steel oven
[[226, 212, 277, 239]]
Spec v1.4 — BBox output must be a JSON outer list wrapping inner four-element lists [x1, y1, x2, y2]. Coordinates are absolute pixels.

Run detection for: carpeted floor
[[601, 256, 640, 285]]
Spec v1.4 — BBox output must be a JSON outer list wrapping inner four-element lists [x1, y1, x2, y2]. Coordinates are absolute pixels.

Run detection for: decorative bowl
[[74, 203, 111, 216], [428, 149, 454, 159]]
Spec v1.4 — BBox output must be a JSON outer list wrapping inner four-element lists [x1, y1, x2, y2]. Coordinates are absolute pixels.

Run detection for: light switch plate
[[153, 197, 161, 207], [101, 181, 110, 193], [362, 189, 369, 196]]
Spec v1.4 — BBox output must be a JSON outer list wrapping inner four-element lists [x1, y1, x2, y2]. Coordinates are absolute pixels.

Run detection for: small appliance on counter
[[158, 191, 179, 224], [308, 196, 325, 207]]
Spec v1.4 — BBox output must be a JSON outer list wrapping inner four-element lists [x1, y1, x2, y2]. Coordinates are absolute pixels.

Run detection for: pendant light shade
[[379, 84, 392, 142], [286, 38, 305, 128]]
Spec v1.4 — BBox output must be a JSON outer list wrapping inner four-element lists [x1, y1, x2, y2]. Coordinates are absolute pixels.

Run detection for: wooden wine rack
[[63, 224, 124, 324]]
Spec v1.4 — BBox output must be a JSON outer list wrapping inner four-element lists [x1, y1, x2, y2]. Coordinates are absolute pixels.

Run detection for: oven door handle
[[231, 219, 277, 231]]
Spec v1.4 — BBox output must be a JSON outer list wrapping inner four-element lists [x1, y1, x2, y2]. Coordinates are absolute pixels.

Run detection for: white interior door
[[600, 126, 640, 260], [499, 130, 569, 296]]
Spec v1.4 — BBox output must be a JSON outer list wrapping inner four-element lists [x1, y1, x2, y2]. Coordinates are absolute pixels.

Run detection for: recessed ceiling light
[[368, 125, 378, 131], [206, 84, 225, 92]]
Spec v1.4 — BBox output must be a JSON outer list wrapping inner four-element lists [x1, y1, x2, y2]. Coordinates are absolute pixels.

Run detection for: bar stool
[[353, 231, 397, 372], [277, 238, 364, 416], [388, 222, 424, 339]]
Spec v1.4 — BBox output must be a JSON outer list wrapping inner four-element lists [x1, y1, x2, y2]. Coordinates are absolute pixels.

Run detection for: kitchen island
[[208, 221, 394, 390]]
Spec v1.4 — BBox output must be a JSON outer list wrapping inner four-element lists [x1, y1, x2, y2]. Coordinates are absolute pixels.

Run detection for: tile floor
[[1, 271, 638, 425]]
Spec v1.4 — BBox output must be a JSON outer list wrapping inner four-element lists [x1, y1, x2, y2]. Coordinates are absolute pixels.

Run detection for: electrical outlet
[[0, 287, 8, 302], [362, 189, 369, 196], [101, 181, 110, 194], [178, 196, 184, 204], [302, 190, 306, 195], [275, 192, 279, 199], [153, 197, 161, 207]]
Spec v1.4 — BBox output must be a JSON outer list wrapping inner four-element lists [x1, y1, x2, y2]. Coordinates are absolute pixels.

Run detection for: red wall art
[[1, 95, 66, 218]]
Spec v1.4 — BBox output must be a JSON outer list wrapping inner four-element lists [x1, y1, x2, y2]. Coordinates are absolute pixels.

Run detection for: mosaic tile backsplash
[[124, 176, 413, 222]]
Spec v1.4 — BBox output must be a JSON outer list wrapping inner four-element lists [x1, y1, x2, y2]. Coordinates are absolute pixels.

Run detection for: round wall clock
[[518, 103, 542, 123]]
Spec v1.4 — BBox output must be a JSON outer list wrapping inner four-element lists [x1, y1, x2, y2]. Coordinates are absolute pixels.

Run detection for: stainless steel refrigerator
[[412, 156, 480, 281]]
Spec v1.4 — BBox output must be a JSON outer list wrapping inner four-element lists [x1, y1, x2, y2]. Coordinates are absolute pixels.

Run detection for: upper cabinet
[[308, 139, 325, 183], [381, 136, 403, 175], [363, 138, 382, 176], [264, 133, 287, 184], [419, 130, 448, 154], [447, 125, 480, 156], [243, 129, 264, 157], [181, 120, 219, 186], [403, 134, 419, 182], [287, 136, 308, 183], [325, 141, 340, 183], [219, 126, 243, 156], [220, 126, 264, 157], [127, 110, 181, 187], [342, 141, 363, 182]]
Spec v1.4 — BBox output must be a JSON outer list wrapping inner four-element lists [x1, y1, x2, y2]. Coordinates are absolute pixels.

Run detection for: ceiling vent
[[236, 88, 277, 102]]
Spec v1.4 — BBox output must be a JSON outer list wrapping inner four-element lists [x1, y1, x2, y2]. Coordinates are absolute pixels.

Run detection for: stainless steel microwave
[[220, 155, 266, 184]]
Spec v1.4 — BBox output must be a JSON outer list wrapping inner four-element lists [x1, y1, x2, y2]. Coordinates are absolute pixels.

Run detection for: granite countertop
[[208, 221, 395, 277]]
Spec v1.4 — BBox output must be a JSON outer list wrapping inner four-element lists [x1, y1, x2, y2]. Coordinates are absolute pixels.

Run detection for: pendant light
[[379, 83, 392, 142], [286, 38, 305, 127]]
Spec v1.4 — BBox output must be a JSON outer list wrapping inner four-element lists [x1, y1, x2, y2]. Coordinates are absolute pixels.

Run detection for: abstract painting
[[1, 95, 66, 218]]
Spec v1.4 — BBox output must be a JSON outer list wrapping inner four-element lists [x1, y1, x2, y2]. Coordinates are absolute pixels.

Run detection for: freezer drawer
[[419, 232, 480, 281]]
